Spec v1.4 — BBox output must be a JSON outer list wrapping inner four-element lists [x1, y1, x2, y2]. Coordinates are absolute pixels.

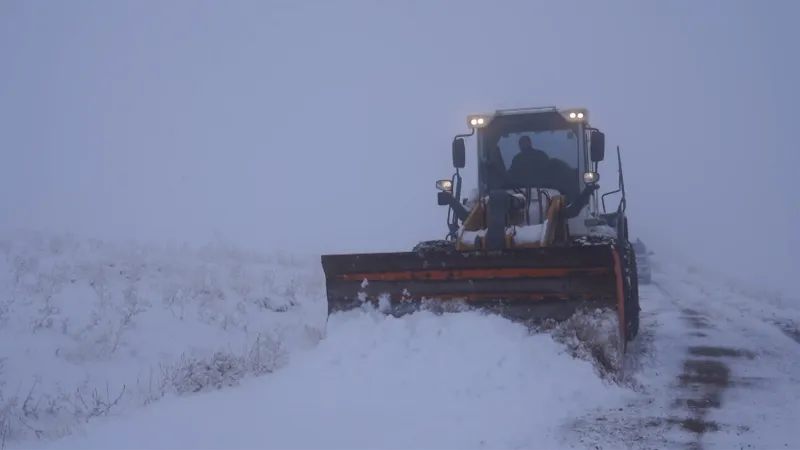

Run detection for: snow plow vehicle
[[321, 106, 641, 349]]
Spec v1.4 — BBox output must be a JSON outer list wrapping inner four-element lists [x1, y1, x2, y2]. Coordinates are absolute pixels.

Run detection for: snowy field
[[2, 232, 799, 449], [0, 232, 327, 445]]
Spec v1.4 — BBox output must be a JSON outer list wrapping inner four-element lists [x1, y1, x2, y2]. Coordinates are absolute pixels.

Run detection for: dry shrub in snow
[[0, 358, 127, 444], [152, 331, 290, 398]]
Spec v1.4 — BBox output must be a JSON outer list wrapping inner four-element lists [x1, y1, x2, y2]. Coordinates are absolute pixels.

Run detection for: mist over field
[[1, 0, 798, 297]]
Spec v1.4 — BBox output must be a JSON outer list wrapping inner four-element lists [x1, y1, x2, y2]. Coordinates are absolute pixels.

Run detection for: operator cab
[[436, 107, 607, 238], [475, 108, 589, 203]]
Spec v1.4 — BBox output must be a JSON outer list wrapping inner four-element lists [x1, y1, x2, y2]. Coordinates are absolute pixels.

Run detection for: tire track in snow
[[669, 307, 759, 449], [652, 280, 798, 449], [568, 279, 799, 450]]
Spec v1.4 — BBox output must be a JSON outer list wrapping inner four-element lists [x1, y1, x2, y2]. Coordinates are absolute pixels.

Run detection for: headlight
[[436, 179, 453, 192], [583, 171, 599, 183]]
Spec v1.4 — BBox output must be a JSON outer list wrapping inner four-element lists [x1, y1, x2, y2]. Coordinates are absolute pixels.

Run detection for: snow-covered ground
[[2, 233, 799, 449], [0, 232, 327, 444]]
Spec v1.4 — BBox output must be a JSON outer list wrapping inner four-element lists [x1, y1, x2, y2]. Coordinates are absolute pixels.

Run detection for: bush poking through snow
[[155, 331, 289, 397], [0, 359, 127, 444]]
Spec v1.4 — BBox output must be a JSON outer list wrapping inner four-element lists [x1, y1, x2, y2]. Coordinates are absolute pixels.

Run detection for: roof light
[[467, 114, 491, 128], [564, 109, 588, 122]]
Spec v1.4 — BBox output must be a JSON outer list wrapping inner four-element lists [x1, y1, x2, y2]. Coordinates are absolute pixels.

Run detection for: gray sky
[[1, 0, 798, 297]]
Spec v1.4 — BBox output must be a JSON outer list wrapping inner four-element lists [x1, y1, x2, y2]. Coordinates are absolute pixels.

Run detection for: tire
[[621, 242, 641, 341]]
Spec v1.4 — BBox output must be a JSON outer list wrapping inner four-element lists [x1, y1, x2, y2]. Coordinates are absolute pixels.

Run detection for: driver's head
[[518, 135, 533, 151]]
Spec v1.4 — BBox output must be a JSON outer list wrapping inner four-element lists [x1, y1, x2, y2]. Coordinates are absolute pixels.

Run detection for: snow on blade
[[510, 221, 548, 245]]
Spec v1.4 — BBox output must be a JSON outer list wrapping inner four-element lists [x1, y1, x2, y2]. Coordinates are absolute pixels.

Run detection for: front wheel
[[621, 242, 641, 341]]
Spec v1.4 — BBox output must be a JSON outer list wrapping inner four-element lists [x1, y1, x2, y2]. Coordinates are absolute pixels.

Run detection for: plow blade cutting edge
[[322, 245, 627, 330]]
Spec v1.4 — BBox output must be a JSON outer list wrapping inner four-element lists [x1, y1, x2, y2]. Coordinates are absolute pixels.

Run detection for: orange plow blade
[[321, 244, 627, 330]]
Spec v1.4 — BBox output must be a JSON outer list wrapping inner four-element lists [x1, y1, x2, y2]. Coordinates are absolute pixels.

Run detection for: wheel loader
[[321, 106, 640, 350]]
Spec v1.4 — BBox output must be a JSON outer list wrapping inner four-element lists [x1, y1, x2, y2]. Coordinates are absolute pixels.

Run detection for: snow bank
[[0, 232, 327, 444], [22, 309, 631, 450]]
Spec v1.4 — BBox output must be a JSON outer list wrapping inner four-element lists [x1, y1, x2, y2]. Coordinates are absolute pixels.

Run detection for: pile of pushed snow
[[20, 309, 634, 450], [547, 309, 626, 382], [0, 232, 327, 443]]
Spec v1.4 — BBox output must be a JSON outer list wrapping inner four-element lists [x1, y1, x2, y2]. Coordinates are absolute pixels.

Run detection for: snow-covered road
[[571, 268, 800, 449]]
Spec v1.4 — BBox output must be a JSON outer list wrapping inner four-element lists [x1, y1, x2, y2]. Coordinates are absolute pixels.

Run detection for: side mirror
[[590, 130, 605, 162], [437, 191, 450, 206], [435, 179, 453, 193], [452, 138, 466, 169]]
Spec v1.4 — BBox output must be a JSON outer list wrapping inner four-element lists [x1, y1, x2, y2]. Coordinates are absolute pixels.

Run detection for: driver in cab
[[506, 135, 549, 185]]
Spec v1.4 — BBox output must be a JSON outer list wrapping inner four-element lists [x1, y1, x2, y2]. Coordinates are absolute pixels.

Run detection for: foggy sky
[[1, 0, 798, 297]]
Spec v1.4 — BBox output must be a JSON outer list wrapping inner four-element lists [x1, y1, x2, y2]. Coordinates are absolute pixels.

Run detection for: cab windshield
[[480, 112, 581, 199]]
